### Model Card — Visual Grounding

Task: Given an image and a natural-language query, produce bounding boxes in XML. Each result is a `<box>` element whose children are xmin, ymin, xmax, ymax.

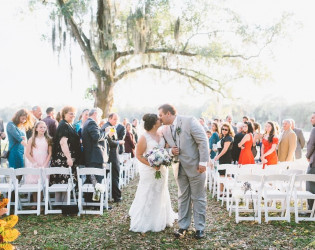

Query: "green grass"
<box><xmin>13</xmin><ymin>169</ymin><xmax>315</xmax><ymax>249</ymax></box>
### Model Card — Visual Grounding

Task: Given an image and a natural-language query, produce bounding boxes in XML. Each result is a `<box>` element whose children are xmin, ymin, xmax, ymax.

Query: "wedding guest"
<box><xmin>232</xmin><ymin>122</ymin><xmax>245</xmax><ymax>164</ymax></box>
<box><xmin>290</xmin><ymin>119</ymin><xmax>306</xmax><ymax>160</ymax></box>
<box><xmin>26</xmin><ymin>106</ymin><xmax>42</xmax><ymax>139</ymax></box>
<box><xmin>243</xmin><ymin>116</ymin><xmax>249</xmax><ymax>123</ymax></box>
<box><xmin>253</xmin><ymin>122</ymin><xmax>263</xmax><ymax>161</ymax></box>
<box><xmin>116</xmin><ymin>122</ymin><xmax>126</xmax><ymax>155</ymax></box>
<box><xmin>124</xmin><ymin>123</ymin><xmax>136</xmax><ymax>158</ymax></box>
<box><xmin>261</xmin><ymin>121</ymin><xmax>278</xmax><ymax>168</ymax></box>
<box><xmin>25</xmin><ymin>121</ymin><xmax>52</xmax><ymax>203</ymax></box>
<box><xmin>7</xmin><ymin>109</ymin><xmax>32</xmax><ymax>169</ymax></box>
<box><xmin>278</xmin><ymin>119</ymin><xmax>297</xmax><ymax>162</ymax></box>
<box><xmin>199</xmin><ymin>118</ymin><xmax>209</xmax><ymax>132</ymax></box>
<box><xmin>42</xmin><ymin>107</ymin><xmax>58</xmax><ymax>138</ymax></box>
<box><xmin>56</xmin><ymin>111</ymin><xmax>61</xmax><ymax>123</ymax></box>
<box><xmin>74</xmin><ymin>109</ymin><xmax>89</xmax><ymax>133</ymax></box>
<box><xmin>214</xmin><ymin>122</ymin><xmax>234</xmax><ymax>191</ymax></box>
<box><xmin>250</xmin><ymin>118</ymin><xmax>256</xmax><ymax>123</ymax></box>
<box><xmin>0</xmin><ymin>119</ymin><xmax>6</xmax><ymax>157</ymax></box>
<box><xmin>132</xmin><ymin>118</ymin><xmax>139</xmax><ymax>143</ymax></box>
<box><xmin>122</xmin><ymin>118</ymin><xmax>129</xmax><ymax>127</ymax></box>
<box><xmin>226</xmin><ymin>115</ymin><xmax>237</xmax><ymax>134</ymax></box>
<box><xmin>306</xmin><ymin>112</ymin><xmax>315</xmax><ymax>209</ymax></box>
<box><xmin>209</xmin><ymin>122</ymin><xmax>220</xmax><ymax>160</ymax></box>
<box><xmin>274</xmin><ymin>121</ymin><xmax>281</xmax><ymax>136</ymax></box>
<box><xmin>50</xmin><ymin>106</ymin><xmax>81</xmax><ymax>201</ymax></box>
<box><xmin>238</xmin><ymin>122</ymin><xmax>255</xmax><ymax>165</ymax></box>
<box><xmin>101</xmin><ymin>113</ymin><xmax>125</xmax><ymax>203</ymax></box>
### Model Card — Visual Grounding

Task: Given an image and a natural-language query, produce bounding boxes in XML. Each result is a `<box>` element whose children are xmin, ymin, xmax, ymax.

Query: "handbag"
<box><xmin>0</xmin><ymin>143</ymin><xmax>9</xmax><ymax>159</ymax></box>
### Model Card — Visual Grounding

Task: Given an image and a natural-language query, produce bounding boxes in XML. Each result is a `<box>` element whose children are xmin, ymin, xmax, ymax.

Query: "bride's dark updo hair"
<box><xmin>143</xmin><ymin>113</ymin><xmax>158</xmax><ymax>131</ymax></box>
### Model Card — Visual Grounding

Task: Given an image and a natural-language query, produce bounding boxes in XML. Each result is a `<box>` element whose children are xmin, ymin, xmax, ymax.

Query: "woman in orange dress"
<box><xmin>261</xmin><ymin>121</ymin><xmax>278</xmax><ymax>168</ymax></box>
<box><xmin>238</xmin><ymin>122</ymin><xmax>255</xmax><ymax>165</ymax></box>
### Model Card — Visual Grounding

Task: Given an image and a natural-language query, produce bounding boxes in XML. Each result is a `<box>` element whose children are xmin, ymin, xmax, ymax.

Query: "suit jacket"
<box><xmin>232</xmin><ymin>132</ymin><xmax>245</xmax><ymax>162</ymax></box>
<box><xmin>161</xmin><ymin>115</ymin><xmax>209</xmax><ymax>178</ymax></box>
<box><xmin>306</xmin><ymin>127</ymin><xmax>315</xmax><ymax>168</ymax></box>
<box><xmin>82</xmin><ymin>118</ymin><xmax>108</xmax><ymax>166</ymax></box>
<box><xmin>278</xmin><ymin>129</ymin><xmax>297</xmax><ymax>162</ymax></box>
<box><xmin>101</xmin><ymin>122</ymin><xmax>120</xmax><ymax>164</ymax></box>
<box><xmin>116</xmin><ymin>123</ymin><xmax>126</xmax><ymax>154</ymax></box>
<box><xmin>42</xmin><ymin>116</ymin><xmax>58</xmax><ymax>138</ymax></box>
<box><xmin>124</xmin><ymin>131</ymin><xmax>135</xmax><ymax>158</ymax></box>
<box><xmin>293</xmin><ymin>128</ymin><xmax>306</xmax><ymax>159</ymax></box>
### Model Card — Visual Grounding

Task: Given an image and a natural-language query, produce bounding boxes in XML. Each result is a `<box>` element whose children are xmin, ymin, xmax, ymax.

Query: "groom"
<box><xmin>158</xmin><ymin>104</ymin><xmax>209</xmax><ymax>239</ymax></box>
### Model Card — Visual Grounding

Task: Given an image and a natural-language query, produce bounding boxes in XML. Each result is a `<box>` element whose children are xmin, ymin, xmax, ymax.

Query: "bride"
<box><xmin>129</xmin><ymin>113</ymin><xmax>177</xmax><ymax>233</ymax></box>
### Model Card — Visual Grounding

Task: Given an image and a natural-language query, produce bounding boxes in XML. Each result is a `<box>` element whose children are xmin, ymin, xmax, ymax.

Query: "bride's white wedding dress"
<box><xmin>129</xmin><ymin>132</ymin><xmax>178</xmax><ymax>233</ymax></box>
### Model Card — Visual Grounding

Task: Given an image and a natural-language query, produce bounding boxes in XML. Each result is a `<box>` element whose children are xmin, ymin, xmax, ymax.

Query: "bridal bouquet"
<box><xmin>145</xmin><ymin>146</ymin><xmax>172</xmax><ymax>179</ymax></box>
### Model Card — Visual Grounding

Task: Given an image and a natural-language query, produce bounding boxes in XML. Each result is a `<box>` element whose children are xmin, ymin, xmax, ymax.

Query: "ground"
<box><xmin>14</xmin><ymin>169</ymin><xmax>315</xmax><ymax>249</ymax></box>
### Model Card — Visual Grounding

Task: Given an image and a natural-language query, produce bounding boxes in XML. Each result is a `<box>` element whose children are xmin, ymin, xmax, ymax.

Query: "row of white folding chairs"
<box><xmin>118</xmin><ymin>153</ymin><xmax>138</xmax><ymax>188</ymax></box>
<box><xmin>0</xmin><ymin>164</ymin><xmax>112</xmax><ymax>216</ymax></box>
<box><xmin>227</xmin><ymin>174</ymin><xmax>315</xmax><ymax>224</ymax></box>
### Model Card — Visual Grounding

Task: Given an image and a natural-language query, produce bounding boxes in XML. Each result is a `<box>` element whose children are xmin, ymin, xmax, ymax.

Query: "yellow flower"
<box><xmin>0</xmin><ymin>242</ymin><xmax>14</xmax><ymax>250</ymax></box>
<box><xmin>3</xmin><ymin>228</ymin><xmax>20</xmax><ymax>242</ymax></box>
<box><xmin>3</xmin><ymin>216</ymin><xmax>18</xmax><ymax>229</ymax></box>
<box><xmin>0</xmin><ymin>199</ymin><xmax>9</xmax><ymax>209</ymax></box>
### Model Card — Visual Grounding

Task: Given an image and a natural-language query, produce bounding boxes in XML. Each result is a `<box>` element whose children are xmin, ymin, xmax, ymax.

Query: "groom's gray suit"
<box><xmin>161</xmin><ymin>115</ymin><xmax>209</xmax><ymax>230</ymax></box>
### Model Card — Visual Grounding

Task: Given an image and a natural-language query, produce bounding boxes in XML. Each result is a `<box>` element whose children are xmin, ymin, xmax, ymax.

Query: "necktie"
<box><xmin>170</xmin><ymin>125</ymin><xmax>175</xmax><ymax>137</ymax></box>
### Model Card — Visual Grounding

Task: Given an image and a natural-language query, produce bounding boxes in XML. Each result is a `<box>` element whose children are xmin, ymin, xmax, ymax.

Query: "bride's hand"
<box><xmin>154</xmin><ymin>166</ymin><xmax>160</xmax><ymax>171</ymax></box>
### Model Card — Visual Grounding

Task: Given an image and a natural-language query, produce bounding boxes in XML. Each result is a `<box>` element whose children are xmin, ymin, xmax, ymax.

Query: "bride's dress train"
<box><xmin>129</xmin><ymin>132</ymin><xmax>177</xmax><ymax>233</ymax></box>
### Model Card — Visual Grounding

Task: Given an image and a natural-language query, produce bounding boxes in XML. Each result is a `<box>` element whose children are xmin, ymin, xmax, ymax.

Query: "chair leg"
<box><xmin>264</xmin><ymin>198</ymin><xmax>268</xmax><ymax>223</ymax></box>
<box><xmin>294</xmin><ymin>196</ymin><xmax>299</xmax><ymax>223</ymax></box>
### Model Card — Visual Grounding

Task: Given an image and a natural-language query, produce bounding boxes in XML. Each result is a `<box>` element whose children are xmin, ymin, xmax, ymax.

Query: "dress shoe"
<box><xmin>107</xmin><ymin>205</ymin><xmax>113</xmax><ymax>210</ymax></box>
<box><xmin>194</xmin><ymin>230</ymin><xmax>205</xmax><ymax>239</ymax></box>
<box><xmin>113</xmin><ymin>198</ymin><xmax>123</xmax><ymax>203</ymax></box>
<box><xmin>174</xmin><ymin>228</ymin><xmax>188</xmax><ymax>238</ymax></box>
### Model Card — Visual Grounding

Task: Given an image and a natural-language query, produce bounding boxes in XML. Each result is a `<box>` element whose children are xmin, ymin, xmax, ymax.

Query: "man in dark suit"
<box><xmin>42</xmin><ymin>107</ymin><xmax>58</xmax><ymax>138</ymax></box>
<box><xmin>232</xmin><ymin>122</ymin><xmax>245</xmax><ymax>163</ymax></box>
<box><xmin>116</xmin><ymin>123</ymin><xmax>126</xmax><ymax>155</ymax></box>
<box><xmin>0</xmin><ymin>119</ymin><xmax>6</xmax><ymax>158</ymax></box>
<box><xmin>290</xmin><ymin>119</ymin><xmax>306</xmax><ymax>160</ymax></box>
<box><xmin>306</xmin><ymin>112</ymin><xmax>315</xmax><ymax>209</ymax></box>
<box><xmin>101</xmin><ymin>113</ymin><xmax>125</xmax><ymax>202</ymax></box>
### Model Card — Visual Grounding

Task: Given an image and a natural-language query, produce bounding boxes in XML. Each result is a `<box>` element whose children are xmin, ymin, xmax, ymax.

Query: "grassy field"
<box><xmin>11</xmin><ymin>169</ymin><xmax>315</xmax><ymax>249</ymax></box>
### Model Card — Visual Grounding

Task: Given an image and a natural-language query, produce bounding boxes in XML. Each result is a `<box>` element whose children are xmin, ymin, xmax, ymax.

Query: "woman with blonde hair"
<box><xmin>7</xmin><ymin>109</ymin><xmax>33</xmax><ymax>169</ymax></box>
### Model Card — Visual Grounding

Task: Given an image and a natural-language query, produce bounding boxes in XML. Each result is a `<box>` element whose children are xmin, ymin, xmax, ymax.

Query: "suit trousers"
<box><xmin>176</xmin><ymin>164</ymin><xmax>207</xmax><ymax>230</ymax></box>
<box><xmin>306</xmin><ymin>165</ymin><xmax>315</xmax><ymax>209</ymax></box>
<box><xmin>109</xmin><ymin>159</ymin><xmax>121</xmax><ymax>201</ymax></box>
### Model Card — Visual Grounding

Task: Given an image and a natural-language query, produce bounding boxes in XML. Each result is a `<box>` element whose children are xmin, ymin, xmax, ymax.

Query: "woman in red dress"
<box><xmin>238</xmin><ymin>122</ymin><xmax>255</xmax><ymax>165</ymax></box>
<box><xmin>261</xmin><ymin>121</ymin><xmax>278</xmax><ymax>168</ymax></box>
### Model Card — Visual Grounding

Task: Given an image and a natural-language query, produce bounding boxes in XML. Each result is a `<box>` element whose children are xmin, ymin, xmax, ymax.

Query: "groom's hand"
<box><xmin>197</xmin><ymin>165</ymin><xmax>206</xmax><ymax>173</ymax></box>
<box><xmin>171</xmin><ymin>146</ymin><xmax>179</xmax><ymax>156</ymax></box>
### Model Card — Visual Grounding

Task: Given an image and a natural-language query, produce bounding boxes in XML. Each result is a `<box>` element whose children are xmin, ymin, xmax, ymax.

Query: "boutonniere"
<box><xmin>176</xmin><ymin>127</ymin><xmax>182</xmax><ymax>135</ymax></box>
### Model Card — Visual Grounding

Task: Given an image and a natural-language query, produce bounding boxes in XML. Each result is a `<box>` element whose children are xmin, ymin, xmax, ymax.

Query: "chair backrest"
<box><xmin>0</xmin><ymin>168</ymin><xmax>14</xmax><ymax>177</ymax></box>
<box><xmin>294</xmin><ymin>174</ymin><xmax>315</xmax><ymax>183</ymax></box>
<box><xmin>217</xmin><ymin>164</ymin><xmax>234</xmax><ymax>171</ymax></box>
<box><xmin>77</xmin><ymin>167</ymin><xmax>106</xmax><ymax>176</ymax></box>
<box><xmin>234</xmin><ymin>167</ymin><xmax>253</xmax><ymax>176</ymax></box>
<box><xmin>264</xmin><ymin>174</ymin><xmax>291</xmax><ymax>182</ymax></box>
<box><xmin>281</xmin><ymin>169</ymin><xmax>304</xmax><ymax>176</ymax></box>
<box><xmin>45</xmin><ymin>167</ymin><xmax>72</xmax><ymax>176</ymax></box>
<box><xmin>15</xmin><ymin>168</ymin><xmax>42</xmax><ymax>176</ymax></box>
<box><xmin>278</xmin><ymin>161</ymin><xmax>292</xmax><ymax>169</ymax></box>
<box><xmin>236</xmin><ymin>174</ymin><xmax>263</xmax><ymax>183</ymax></box>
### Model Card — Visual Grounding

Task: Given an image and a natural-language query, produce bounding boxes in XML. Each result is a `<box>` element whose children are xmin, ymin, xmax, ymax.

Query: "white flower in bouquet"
<box><xmin>145</xmin><ymin>146</ymin><xmax>172</xmax><ymax>179</ymax></box>
<box><xmin>92</xmin><ymin>183</ymin><xmax>106</xmax><ymax>201</ymax></box>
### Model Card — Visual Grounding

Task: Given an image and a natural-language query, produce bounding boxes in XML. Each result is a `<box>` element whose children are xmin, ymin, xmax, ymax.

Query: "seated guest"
<box><xmin>261</xmin><ymin>121</ymin><xmax>278</xmax><ymax>168</ymax></box>
<box><xmin>7</xmin><ymin>109</ymin><xmax>32</xmax><ymax>169</ymax></box>
<box><xmin>209</xmin><ymin>122</ymin><xmax>220</xmax><ymax>160</ymax></box>
<box><xmin>124</xmin><ymin>123</ymin><xmax>136</xmax><ymax>158</ymax></box>
<box><xmin>50</xmin><ymin>106</ymin><xmax>81</xmax><ymax>201</ymax></box>
<box><xmin>42</xmin><ymin>107</ymin><xmax>58</xmax><ymax>138</ymax></box>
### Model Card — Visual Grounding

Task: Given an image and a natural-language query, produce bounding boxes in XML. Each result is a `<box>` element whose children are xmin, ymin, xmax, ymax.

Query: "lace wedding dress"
<box><xmin>129</xmin><ymin>132</ymin><xmax>177</xmax><ymax>233</ymax></box>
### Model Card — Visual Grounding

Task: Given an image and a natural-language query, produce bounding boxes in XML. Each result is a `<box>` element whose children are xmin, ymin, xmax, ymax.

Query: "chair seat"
<box><xmin>18</xmin><ymin>184</ymin><xmax>43</xmax><ymax>192</ymax></box>
<box><xmin>0</xmin><ymin>183</ymin><xmax>14</xmax><ymax>190</ymax></box>
<box><xmin>296</xmin><ymin>191</ymin><xmax>315</xmax><ymax>198</ymax></box>
<box><xmin>48</xmin><ymin>184</ymin><xmax>75</xmax><ymax>192</ymax></box>
<box><xmin>81</xmin><ymin>184</ymin><xmax>97</xmax><ymax>192</ymax></box>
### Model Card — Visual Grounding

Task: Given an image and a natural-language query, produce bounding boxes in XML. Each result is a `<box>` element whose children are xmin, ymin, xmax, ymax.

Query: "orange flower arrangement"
<box><xmin>0</xmin><ymin>193</ymin><xmax>20</xmax><ymax>250</ymax></box>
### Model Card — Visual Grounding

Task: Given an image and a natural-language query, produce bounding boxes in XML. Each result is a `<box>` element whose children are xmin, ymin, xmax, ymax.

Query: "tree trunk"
<box><xmin>94</xmin><ymin>74</ymin><xmax>114</xmax><ymax>117</ymax></box>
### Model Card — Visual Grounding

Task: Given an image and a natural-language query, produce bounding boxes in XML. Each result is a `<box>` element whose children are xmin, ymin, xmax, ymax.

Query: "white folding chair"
<box><xmin>293</xmin><ymin>174</ymin><xmax>315</xmax><ymax>222</ymax></box>
<box><xmin>289</xmin><ymin>160</ymin><xmax>308</xmax><ymax>173</ymax></box>
<box><xmin>104</xmin><ymin>163</ymin><xmax>112</xmax><ymax>201</ymax></box>
<box><xmin>14</xmin><ymin>168</ymin><xmax>44</xmax><ymax>215</ymax></box>
<box><xmin>77</xmin><ymin>167</ymin><xmax>109</xmax><ymax>215</ymax></box>
<box><xmin>44</xmin><ymin>167</ymin><xmax>77</xmax><ymax>215</ymax></box>
<box><xmin>212</xmin><ymin>164</ymin><xmax>235</xmax><ymax>200</ymax></box>
<box><xmin>263</xmin><ymin>174</ymin><xmax>292</xmax><ymax>222</ymax></box>
<box><xmin>0</xmin><ymin>168</ymin><xmax>15</xmax><ymax>215</ymax></box>
<box><xmin>229</xmin><ymin>174</ymin><xmax>264</xmax><ymax>224</ymax></box>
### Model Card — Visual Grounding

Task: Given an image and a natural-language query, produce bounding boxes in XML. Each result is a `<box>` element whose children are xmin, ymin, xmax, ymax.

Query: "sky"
<box><xmin>0</xmin><ymin>0</ymin><xmax>314</xmax><ymax>111</ymax></box>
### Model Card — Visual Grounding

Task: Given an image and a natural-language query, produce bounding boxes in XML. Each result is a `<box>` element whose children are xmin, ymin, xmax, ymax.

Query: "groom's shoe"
<box><xmin>194</xmin><ymin>230</ymin><xmax>205</xmax><ymax>239</ymax></box>
<box><xmin>174</xmin><ymin>228</ymin><xmax>188</xmax><ymax>239</ymax></box>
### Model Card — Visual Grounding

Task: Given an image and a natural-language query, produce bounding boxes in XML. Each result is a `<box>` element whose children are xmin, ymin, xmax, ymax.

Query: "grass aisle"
<box><xmin>15</xmin><ymin>168</ymin><xmax>315</xmax><ymax>249</ymax></box>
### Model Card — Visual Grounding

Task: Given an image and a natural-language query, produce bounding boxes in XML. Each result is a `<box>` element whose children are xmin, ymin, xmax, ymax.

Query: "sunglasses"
<box><xmin>221</xmin><ymin>128</ymin><xmax>229</xmax><ymax>131</ymax></box>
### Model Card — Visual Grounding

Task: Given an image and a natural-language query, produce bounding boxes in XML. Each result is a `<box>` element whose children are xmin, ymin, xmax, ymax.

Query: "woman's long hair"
<box><xmin>265</xmin><ymin>121</ymin><xmax>276</xmax><ymax>143</ymax></box>
<box><xmin>30</xmin><ymin>121</ymin><xmax>52</xmax><ymax>156</ymax></box>
<box><xmin>12</xmin><ymin>109</ymin><xmax>33</xmax><ymax>130</ymax></box>
<box><xmin>219</xmin><ymin>122</ymin><xmax>235</xmax><ymax>138</ymax></box>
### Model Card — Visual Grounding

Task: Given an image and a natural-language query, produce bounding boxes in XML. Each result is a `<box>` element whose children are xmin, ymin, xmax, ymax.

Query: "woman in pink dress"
<box><xmin>25</xmin><ymin>121</ymin><xmax>52</xmax><ymax>202</ymax></box>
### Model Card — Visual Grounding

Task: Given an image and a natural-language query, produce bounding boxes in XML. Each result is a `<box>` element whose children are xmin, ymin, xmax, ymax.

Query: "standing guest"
<box><xmin>306</xmin><ymin>112</ymin><xmax>315</xmax><ymax>210</ymax></box>
<box><xmin>50</xmin><ymin>106</ymin><xmax>81</xmax><ymax>201</ymax></box>
<box><xmin>132</xmin><ymin>119</ymin><xmax>139</xmax><ymax>143</ymax></box>
<box><xmin>7</xmin><ymin>109</ymin><xmax>32</xmax><ymax>169</ymax></box>
<box><xmin>26</xmin><ymin>106</ymin><xmax>43</xmax><ymax>139</ymax></box>
<box><xmin>261</xmin><ymin>121</ymin><xmax>278</xmax><ymax>168</ymax></box>
<box><xmin>209</xmin><ymin>122</ymin><xmax>220</xmax><ymax>160</ymax></box>
<box><xmin>226</xmin><ymin>115</ymin><xmax>237</xmax><ymax>134</ymax></box>
<box><xmin>116</xmin><ymin>122</ymin><xmax>126</xmax><ymax>155</ymax></box>
<box><xmin>238</xmin><ymin>122</ymin><xmax>255</xmax><ymax>165</ymax></box>
<box><xmin>250</xmin><ymin>118</ymin><xmax>256</xmax><ymax>123</ymax></box>
<box><xmin>124</xmin><ymin>123</ymin><xmax>136</xmax><ymax>158</ymax></box>
<box><xmin>274</xmin><ymin>122</ymin><xmax>281</xmax><ymax>136</ymax></box>
<box><xmin>253</xmin><ymin>122</ymin><xmax>262</xmax><ymax>161</ymax></box>
<box><xmin>232</xmin><ymin>122</ymin><xmax>245</xmax><ymax>164</ymax></box>
<box><xmin>214</xmin><ymin>123</ymin><xmax>234</xmax><ymax>192</ymax></box>
<box><xmin>82</xmin><ymin>108</ymin><xmax>108</xmax><ymax>185</ymax></box>
<box><xmin>243</xmin><ymin>116</ymin><xmax>249</xmax><ymax>123</ymax></box>
<box><xmin>122</xmin><ymin>118</ymin><xmax>129</xmax><ymax>127</ymax></box>
<box><xmin>74</xmin><ymin>109</ymin><xmax>89</xmax><ymax>133</ymax></box>
<box><xmin>0</xmin><ymin>119</ymin><xmax>6</xmax><ymax>157</ymax></box>
<box><xmin>25</xmin><ymin>121</ymin><xmax>52</xmax><ymax>203</ymax></box>
<box><xmin>101</xmin><ymin>113</ymin><xmax>125</xmax><ymax>203</ymax></box>
<box><xmin>56</xmin><ymin>111</ymin><xmax>62</xmax><ymax>123</ymax></box>
<box><xmin>278</xmin><ymin>119</ymin><xmax>297</xmax><ymax>162</ymax></box>
<box><xmin>199</xmin><ymin>118</ymin><xmax>209</xmax><ymax>132</ymax></box>
<box><xmin>291</xmin><ymin>119</ymin><xmax>306</xmax><ymax>160</ymax></box>
<box><xmin>99</xmin><ymin>118</ymin><xmax>107</xmax><ymax>128</ymax></box>
<box><xmin>42</xmin><ymin>107</ymin><xmax>58</xmax><ymax>138</ymax></box>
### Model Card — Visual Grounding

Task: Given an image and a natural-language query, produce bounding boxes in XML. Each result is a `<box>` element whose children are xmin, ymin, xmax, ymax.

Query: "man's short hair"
<box><xmin>32</xmin><ymin>106</ymin><xmax>40</xmax><ymax>111</ymax></box>
<box><xmin>158</xmin><ymin>104</ymin><xmax>176</xmax><ymax>115</ymax></box>
<box><xmin>243</xmin><ymin>115</ymin><xmax>249</xmax><ymax>120</ymax></box>
<box><xmin>108</xmin><ymin>113</ymin><xmax>117</xmax><ymax>119</ymax></box>
<box><xmin>46</xmin><ymin>107</ymin><xmax>54</xmax><ymax>115</ymax></box>
<box><xmin>89</xmin><ymin>108</ymin><xmax>103</xmax><ymax>117</ymax></box>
